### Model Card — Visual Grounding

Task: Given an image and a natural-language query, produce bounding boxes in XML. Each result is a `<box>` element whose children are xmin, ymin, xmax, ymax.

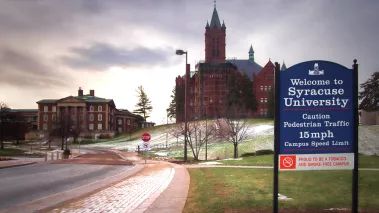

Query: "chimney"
<box><xmin>90</xmin><ymin>89</ymin><xmax>95</xmax><ymax>96</ymax></box>
<box><xmin>78</xmin><ymin>87</ymin><xmax>83</xmax><ymax>96</ymax></box>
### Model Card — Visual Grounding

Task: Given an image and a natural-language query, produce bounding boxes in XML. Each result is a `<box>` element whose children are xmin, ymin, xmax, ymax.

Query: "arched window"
<box><xmin>52</xmin><ymin>114</ymin><xmax>56</xmax><ymax>121</ymax></box>
<box><xmin>89</xmin><ymin>114</ymin><xmax>94</xmax><ymax>121</ymax></box>
<box><xmin>98</xmin><ymin>114</ymin><xmax>102</xmax><ymax>121</ymax></box>
<box><xmin>43</xmin><ymin>114</ymin><xmax>48</xmax><ymax>121</ymax></box>
<box><xmin>98</xmin><ymin>106</ymin><xmax>102</xmax><ymax>111</ymax></box>
<box><xmin>90</xmin><ymin>106</ymin><xmax>94</xmax><ymax>111</ymax></box>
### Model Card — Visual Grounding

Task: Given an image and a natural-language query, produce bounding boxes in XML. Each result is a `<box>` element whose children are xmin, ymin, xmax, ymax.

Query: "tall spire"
<box><xmin>249</xmin><ymin>44</ymin><xmax>254</xmax><ymax>62</ymax></box>
<box><xmin>281</xmin><ymin>61</ymin><xmax>287</xmax><ymax>71</ymax></box>
<box><xmin>209</xmin><ymin>0</ymin><xmax>222</xmax><ymax>30</ymax></box>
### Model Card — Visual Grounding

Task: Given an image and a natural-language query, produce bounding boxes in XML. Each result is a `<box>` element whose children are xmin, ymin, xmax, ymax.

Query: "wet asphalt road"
<box><xmin>0</xmin><ymin>163</ymin><xmax>131</xmax><ymax>210</ymax></box>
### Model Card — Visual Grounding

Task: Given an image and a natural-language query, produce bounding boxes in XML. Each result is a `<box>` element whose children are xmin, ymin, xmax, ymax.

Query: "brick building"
<box><xmin>175</xmin><ymin>4</ymin><xmax>285</xmax><ymax>121</ymax></box>
<box><xmin>36</xmin><ymin>88</ymin><xmax>146</xmax><ymax>137</ymax></box>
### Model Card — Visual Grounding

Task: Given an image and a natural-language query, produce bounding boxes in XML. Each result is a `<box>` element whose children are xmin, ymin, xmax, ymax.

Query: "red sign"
<box><xmin>280</xmin><ymin>155</ymin><xmax>296</xmax><ymax>170</ymax></box>
<box><xmin>141</xmin><ymin>133</ymin><xmax>151</xmax><ymax>142</ymax></box>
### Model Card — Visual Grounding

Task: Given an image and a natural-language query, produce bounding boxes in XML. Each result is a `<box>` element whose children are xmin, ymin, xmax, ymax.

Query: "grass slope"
<box><xmin>184</xmin><ymin>168</ymin><xmax>379</xmax><ymax>213</ymax></box>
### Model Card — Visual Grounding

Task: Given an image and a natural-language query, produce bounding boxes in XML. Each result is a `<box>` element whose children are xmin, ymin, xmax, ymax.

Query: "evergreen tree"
<box><xmin>241</xmin><ymin>73</ymin><xmax>258</xmax><ymax>114</ymax></box>
<box><xmin>167</xmin><ymin>86</ymin><xmax>182</xmax><ymax>120</ymax></box>
<box><xmin>133</xmin><ymin>85</ymin><xmax>153</xmax><ymax>122</ymax></box>
<box><xmin>227</xmin><ymin>72</ymin><xmax>243</xmax><ymax>112</ymax></box>
<box><xmin>267</xmin><ymin>86</ymin><xmax>275</xmax><ymax>118</ymax></box>
<box><xmin>359</xmin><ymin>71</ymin><xmax>379</xmax><ymax>111</ymax></box>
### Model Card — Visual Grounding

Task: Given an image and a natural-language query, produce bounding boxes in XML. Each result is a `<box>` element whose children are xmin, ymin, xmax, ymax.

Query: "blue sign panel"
<box><xmin>279</xmin><ymin>61</ymin><xmax>354</xmax><ymax>155</ymax></box>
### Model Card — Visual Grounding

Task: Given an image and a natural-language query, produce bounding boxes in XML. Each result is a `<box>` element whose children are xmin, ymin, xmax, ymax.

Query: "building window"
<box><xmin>264</xmin><ymin>86</ymin><xmax>267</xmax><ymax>91</ymax></box>
<box><xmin>44</xmin><ymin>106</ymin><xmax>48</xmax><ymax>112</ymax></box>
<box><xmin>43</xmin><ymin>114</ymin><xmax>48</xmax><ymax>121</ymax></box>
<box><xmin>260</xmin><ymin>86</ymin><xmax>263</xmax><ymax>92</ymax></box>
<box><xmin>98</xmin><ymin>124</ymin><xmax>102</xmax><ymax>130</ymax></box>
<box><xmin>43</xmin><ymin>123</ymin><xmax>48</xmax><ymax>130</ymax></box>
<box><xmin>260</xmin><ymin>98</ymin><xmax>263</xmax><ymax>103</ymax></box>
<box><xmin>265</xmin><ymin>98</ymin><xmax>267</xmax><ymax>103</ymax></box>
<box><xmin>98</xmin><ymin>106</ymin><xmax>102</xmax><ymax>111</ymax></box>
<box><xmin>127</xmin><ymin>119</ymin><xmax>131</xmax><ymax>125</ymax></box>
<box><xmin>118</xmin><ymin>119</ymin><xmax>122</xmax><ymax>125</ymax></box>
<box><xmin>52</xmin><ymin>114</ymin><xmax>56</xmax><ymax>121</ymax></box>
<box><xmin>118</xmin><ymin>127</ymin><xmax>122</xmax><ymax>132</ymax></box>
<box><xmin>89</xmin><ymin>114</ymin><xmax>94</xmax><ymax>121</ymax></box>
<box><xmin>52</xmin><ymin>106</ymin><xmax>56</xmax><ymax>112</ymax></box>
<box><xmin>90</xmin><ymin>105</ymin><xmax>94</xmax><ymax>111</ymax></box>
<box><xmin>89</xmin><ymin>124</ymin><xmax>94</xmax><ymax>130</ymax></box>
<box><xmin>268</xmin><ymin>86</ymin><xmax>272</xmax><ymax>91</ymax></box>
<box><xmin>210</xmin><ymin>97</ymin><xmax>213</xmax><ymax>103</ymax></box>
<box><xmin>98</xmin><ymin>114</ymin><xmax>102</xmax><ymax>121</ymax></box>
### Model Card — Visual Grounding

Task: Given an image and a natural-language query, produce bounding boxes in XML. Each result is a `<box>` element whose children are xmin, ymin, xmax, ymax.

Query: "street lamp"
<box><xmin>205</xmin><ymin>103</ymin><xmax>208</xmax><ymax>161</ymax></box>
<box><xmin>176</xmin><ymin>49</ymin><xmax>188</xmax><ymax>161</ymax></box>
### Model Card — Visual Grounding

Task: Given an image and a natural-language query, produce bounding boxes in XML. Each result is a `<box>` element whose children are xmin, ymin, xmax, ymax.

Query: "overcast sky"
<box><xmin>0</xmin><ymin>0</ymin><xmax>378</xmax><ymax>124</ymax></box>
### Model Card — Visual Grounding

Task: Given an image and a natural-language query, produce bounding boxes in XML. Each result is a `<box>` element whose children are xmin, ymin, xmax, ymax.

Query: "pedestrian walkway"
<box><xmin>45</xmin><ymin>163</ymin><xmax>177</xmax><ymax>213</ymax></box>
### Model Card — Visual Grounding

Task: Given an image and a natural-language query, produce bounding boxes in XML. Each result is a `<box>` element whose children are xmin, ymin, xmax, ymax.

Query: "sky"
<box><xmin>0</xmin><ymin>0</ymin><xmax>378</xmax><ymax>125</ymax></box>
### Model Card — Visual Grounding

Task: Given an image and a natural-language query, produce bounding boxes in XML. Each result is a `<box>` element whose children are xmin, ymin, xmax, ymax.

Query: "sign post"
<box><xmin>141</xmin><ymin>133</ymin><xmax>151</xmax><ymax>164</ymax></box>
<box><xmin>273</xmin><ymin>60</ymin><xmax>359</xmax><ymax>213</ymax></box>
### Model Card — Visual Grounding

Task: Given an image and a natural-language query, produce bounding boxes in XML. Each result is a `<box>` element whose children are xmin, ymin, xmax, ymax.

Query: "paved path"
<box><xmin>41</xmin><ymin>161</ymin><xmax>188</xmax><ymax>213</ymax></box>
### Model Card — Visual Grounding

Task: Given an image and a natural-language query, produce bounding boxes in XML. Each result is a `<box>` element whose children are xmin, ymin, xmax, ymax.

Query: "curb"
<box><xmin>0</xmin><ymin>161</ymin><xmax>37</xmax><ymax>170</ymax></box>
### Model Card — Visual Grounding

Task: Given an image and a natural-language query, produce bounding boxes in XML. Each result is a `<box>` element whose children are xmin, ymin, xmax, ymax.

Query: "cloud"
<box><xmin>60</xmin><ymin>42</ymin><xmax>180</xmax><ymax>71</ymax></box>
<box><xmin>0</xmin><ymin>47</ymin><xmax>70</xmax><ymax>88</ymax></box>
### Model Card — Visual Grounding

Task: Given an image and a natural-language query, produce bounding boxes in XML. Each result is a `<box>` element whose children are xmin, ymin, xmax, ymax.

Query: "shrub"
<box><xmin>240</xmin><ymin>152</ymin><xmax>256</xmax><ymax>157</ymax></box>
<box><xmin>99</xmin><ymin>134</ymin><xmax>112</xmax><ymax>139</ymax></box>
<box><xmin>255</xmin><ymin>149</ymin><xmax>274</xmax><ymax>155</ymax></box>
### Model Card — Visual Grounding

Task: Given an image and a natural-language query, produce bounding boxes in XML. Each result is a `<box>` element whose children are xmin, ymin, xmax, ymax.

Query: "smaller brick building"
<box><xmin>36</xmin><ymin>88</ymin><xmax>145</xmax><ymax>137</ymax></box>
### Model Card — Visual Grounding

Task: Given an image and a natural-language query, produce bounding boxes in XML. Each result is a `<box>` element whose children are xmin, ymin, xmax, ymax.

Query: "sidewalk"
<box><xmin>40</xmin><ymin>160</ymin><xmax>189</xmax><ymax>213</ymax></box>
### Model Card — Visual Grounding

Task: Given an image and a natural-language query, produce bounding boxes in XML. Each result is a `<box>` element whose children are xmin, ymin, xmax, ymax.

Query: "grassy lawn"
<box><xmin>184</xmin><ymin>168</ymin><xmax>379</xmax><ymax>213</ymax></box>
<box><xmin>0</xmin><ymin>148</ymin><xmax>44</xmax><ymax>158</ymax></box>
<box><xmin>0</xmin><ymin>148</ymin><xmax>25</xmax><ymax>156</ymax></box>
<box><xmin>218</xmin><ymin>154</ymin><xmax>379</xmax><ymax>168</ymax></box>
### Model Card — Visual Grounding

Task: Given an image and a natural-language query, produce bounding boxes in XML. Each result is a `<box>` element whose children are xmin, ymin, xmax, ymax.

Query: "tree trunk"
<box><xmin>233</xmin><ymin>143</ymin><xmax>238</xmax><ymax>158</ymax></box>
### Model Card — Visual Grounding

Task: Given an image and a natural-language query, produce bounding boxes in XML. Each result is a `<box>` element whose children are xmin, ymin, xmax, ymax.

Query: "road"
<box><xmin>0</xmin><ymin>163</ymin><xmax>131</xmax><ymax>210</ymax></box>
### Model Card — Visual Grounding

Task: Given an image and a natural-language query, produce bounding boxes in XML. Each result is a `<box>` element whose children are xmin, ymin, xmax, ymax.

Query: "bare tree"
<box><xmin>0</xmin><ymin>102</ymin><xmax>11</xmax><ymax>150</ymax></box>
<box><xmin>215</xmin><ymin>117</ymin><xmax>252</xmax><ymax>158</ymax></box>
<box><xmin>50</xmin><ymin>109</ymin><xmax>80</xmax><ymax>150</ymax></box>
<box><xmin>171</xmin><ymin>120</ymin><xmax>215</xmax><ymax>160</ymax></box>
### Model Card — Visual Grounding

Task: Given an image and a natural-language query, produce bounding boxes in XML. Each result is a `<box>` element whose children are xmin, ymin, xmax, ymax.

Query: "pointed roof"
<box><xmin>210</xmin><ymin>8</ymin><xmax>222</xmax><ymax>30</ymax></box>
<box><xmin>205</xmin><ymin>21</ymin><xmax>210</xmax><ymax>28</ymax></box>
<box><xmin>249</xmin><ymin>44</ymin><xmax>254</xmax><ymax>53</ymax></box>
<box><xmin>281</xmin><ymin>61</ymin><xmax>287</xmax><ymax>71</ymax></box>
<box><xmin>222</xmin><ymin>20</ymin><xmax>226</xmax><ymax>28</ymax></box>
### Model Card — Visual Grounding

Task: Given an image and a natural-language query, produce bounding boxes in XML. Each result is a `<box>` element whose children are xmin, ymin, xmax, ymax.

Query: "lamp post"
<box><xmin>176</xmin><ymin>49</ymin><xmax>188</xmax><ymax>161</ymax></box>
<box><xmin>205</xmin><ymin>103</ymin><xmax>208</xmax><ymax>161</ymax></box>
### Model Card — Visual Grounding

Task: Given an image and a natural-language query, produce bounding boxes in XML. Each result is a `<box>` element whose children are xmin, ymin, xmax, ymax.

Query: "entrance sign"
<box><xmin>273</xmin><ymin>60</ymin><xmax>359</xmax><ymax>213</ymax></box>
<box><xmin>141</xmin><ymin>133</ymin><xmax>151</xmax><ymax>142</ymax></box>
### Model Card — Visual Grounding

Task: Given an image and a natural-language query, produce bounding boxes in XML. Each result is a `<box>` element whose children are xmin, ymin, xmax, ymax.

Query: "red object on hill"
<box><xmin>141</xmin><ymin>133</ymin><xmax>151</xmax><ymax>142</ymax></box>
